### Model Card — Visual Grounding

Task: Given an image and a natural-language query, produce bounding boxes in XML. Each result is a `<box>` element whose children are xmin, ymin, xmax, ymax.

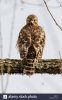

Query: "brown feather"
<box><xmin>17</xmin><ymin>14</ymin><xmax>46</xmax><ymax>75</ymax></box>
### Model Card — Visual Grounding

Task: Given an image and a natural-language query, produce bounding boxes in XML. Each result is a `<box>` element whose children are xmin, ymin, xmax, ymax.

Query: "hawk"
<box><xmin>17</xmin><ymin>14</ymin><xmax>45</xmax><ymax>75</ymax></box>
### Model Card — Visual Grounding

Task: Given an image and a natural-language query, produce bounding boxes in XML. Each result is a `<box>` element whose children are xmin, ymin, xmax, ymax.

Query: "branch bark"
<box><xmin>0</xmin><ymin>59</ymin><xmax>62</xmax><ymax>75</ymax></box>
<box><xmin>43</xmin><ymin>0</ymin><xmax>62</xmax><ymax>31</ymax></box>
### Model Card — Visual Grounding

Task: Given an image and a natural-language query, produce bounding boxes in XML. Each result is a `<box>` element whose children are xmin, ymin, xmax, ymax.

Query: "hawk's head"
<box><xmin>26</xmin><ymin>14</ymin><xmax>38</xmax><ymax>26</ymax></box>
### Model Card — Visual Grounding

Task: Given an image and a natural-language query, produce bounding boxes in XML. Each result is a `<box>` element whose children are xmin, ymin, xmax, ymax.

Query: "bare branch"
<box><xmin>0</xmin><ymin>59</ymin><xmax>62</xmax><ymax>75</ymax></box>
<box><xmin>43</xmin><ymin>0</ymin><xmax>62</xmax><ymax>31</ymax></box>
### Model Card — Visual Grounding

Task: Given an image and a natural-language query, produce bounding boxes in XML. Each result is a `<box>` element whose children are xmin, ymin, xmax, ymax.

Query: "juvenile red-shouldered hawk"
<box><xmin>17</xmin><ymin>14</ymin><xmax>45</xmax><ymax>75</ymax></box>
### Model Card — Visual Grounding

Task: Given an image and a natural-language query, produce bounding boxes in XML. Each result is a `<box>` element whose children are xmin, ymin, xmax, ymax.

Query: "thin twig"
<box><xmin>59</xmin><ymin>51</ymin><xmax>61</xmax><ymax>59</ymax></box>
<box><xmin>20</xmin><ymin>0</ymin><xmax>61</xmax><ymax>8</ymax></box>
<box><xmin>43</xmin><ymin>0</ymin><xmax>62</xmax><ymax>31</ymax></box>
<box><xmin>8</xmin><ymin>0</ymin><xmax>16</xmax><ymax>58</ymax></box>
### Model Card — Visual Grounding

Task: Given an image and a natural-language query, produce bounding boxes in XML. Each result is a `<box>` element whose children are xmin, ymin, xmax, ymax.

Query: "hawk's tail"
<box><xmin>23</xmin><ymin>59</ymin><xmax>35</xmax><ymax>75</ymax></box>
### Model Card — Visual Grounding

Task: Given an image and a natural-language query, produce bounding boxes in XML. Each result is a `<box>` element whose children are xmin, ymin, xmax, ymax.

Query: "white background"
<box><xmin>0</xmin><ymin>0</ymin><xmax>62</xmax><ymax>93</ymax></box>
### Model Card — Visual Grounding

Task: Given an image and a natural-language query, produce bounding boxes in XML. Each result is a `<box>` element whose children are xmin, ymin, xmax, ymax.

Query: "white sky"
<box><xmin>0</xmin><ymin>0</ymin><xmax>62</xmax><ymax>93</ymax></box>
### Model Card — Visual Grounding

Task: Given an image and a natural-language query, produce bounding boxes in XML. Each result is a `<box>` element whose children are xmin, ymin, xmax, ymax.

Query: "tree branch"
<box><xmin>43</xmin><ymin>0</ymin><xmax>62</xmax><ymax>31</ymax></box>
<box><xmin>0</xmin><ymin>59</ymin><xmax>62</xmax><ymax>75</ymax></box>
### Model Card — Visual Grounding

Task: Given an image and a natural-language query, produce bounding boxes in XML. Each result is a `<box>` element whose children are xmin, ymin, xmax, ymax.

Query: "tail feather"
<box><xmin>23</xmin><ymin>59</ymin><xmax>35</xmax><ymax>75</ymax></box>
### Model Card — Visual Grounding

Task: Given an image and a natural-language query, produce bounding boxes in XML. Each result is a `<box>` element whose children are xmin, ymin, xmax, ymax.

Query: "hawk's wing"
<box><xmin>39</xmin><ymin>26</ymin><xmax>46</xmax><ymax>54</ymax></box>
